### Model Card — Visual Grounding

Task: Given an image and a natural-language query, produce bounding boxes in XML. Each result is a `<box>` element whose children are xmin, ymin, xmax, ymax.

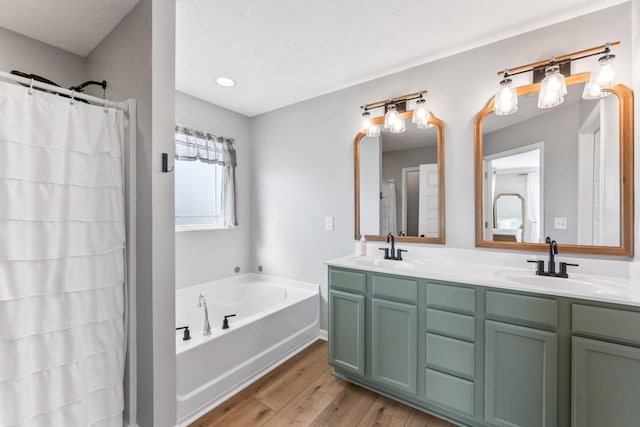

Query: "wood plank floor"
<box><xmin>190</xmin><ymin>340</ymin><xmax>455</xmax><ymax>427</ymax></box>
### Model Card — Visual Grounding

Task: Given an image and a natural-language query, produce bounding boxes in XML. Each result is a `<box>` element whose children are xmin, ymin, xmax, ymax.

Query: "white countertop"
<box><xmin>326</xmin><ymin>254</ymin><xmax>640</xmax><ymax>307</ymax></box>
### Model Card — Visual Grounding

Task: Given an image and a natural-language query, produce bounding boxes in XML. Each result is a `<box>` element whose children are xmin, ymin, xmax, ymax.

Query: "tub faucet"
<box><xmin>198</xmin><ymin>293</ymin><xmax>212</xmax><ymax>336</ymax></box>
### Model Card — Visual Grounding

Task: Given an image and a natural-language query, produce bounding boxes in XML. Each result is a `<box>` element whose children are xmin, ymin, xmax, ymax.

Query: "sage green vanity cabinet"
<box><xmin>485</xmin><ymin>320</ymin><xmax>557</xmax><ymax>427</ymax></box>
<box><xmin>572</xmin><ymin>337</ymin><xmax>640</xmax><ymax>426</ymax></box>
<box><xmin>571</xmin><ymin>304</ymin><xmax>640</xmax><ymax>427</ymax></box>
<box><xmin>327</xmin><ymin>265</ymin><xmax>640</xmax><ymax>427</ymax></box>
<box><xmin>328</xmin><ymin>289</ymin><xmax>365</xmax><ymax>376</ymax></box>
<box><xmin>371</xmin><ymin>298</ymin><xmax>417</xmax><ymax>394</ymax></box>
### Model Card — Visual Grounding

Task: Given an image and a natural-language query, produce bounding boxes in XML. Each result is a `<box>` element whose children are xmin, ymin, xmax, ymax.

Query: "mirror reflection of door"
<box><xmin>483</xmin><ymin>144</ymin><xmax>543</xmax><ymax>243</ymax></box>
<box><xmin>400</xmin><ymin>164</ymin><xmax>438</xmax><ymax>237</ymax></box>
<box><xmin>577</xmin><ymin>95</ymin><xmax>620</xmax><ymax>246</ymax></box>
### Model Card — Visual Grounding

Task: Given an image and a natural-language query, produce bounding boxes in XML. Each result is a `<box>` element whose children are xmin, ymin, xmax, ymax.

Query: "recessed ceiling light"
<box><xmin>216</xmin><ymin>77</ymin><xmax>235</xmax><ymax>87</ymax></box>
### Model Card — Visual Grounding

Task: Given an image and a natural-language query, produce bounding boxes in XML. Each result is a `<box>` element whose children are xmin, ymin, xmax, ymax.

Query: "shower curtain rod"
<box><xmin>0</xmin><ymin>70</ymin><xmax>128</xmax><ymax>112</ymax></box>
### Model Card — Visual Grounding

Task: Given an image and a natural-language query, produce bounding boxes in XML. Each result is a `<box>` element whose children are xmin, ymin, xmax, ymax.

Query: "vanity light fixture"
<box><xmin>494</xmin><ymin>72</ymin><xmax>518</xmax><ymax>115</ymax></box>
<box><xmin>359</xmin><ymin>90</ymin><xmax>430</xmax><ymax>135</ymax></box>
<box><xmin>412</xmin><ymin>96</ymin><xmax>434</xmax><ymax>129</ymax></box>
<box><xmin>361</xmin><ymin>110</ymin><xmax>372</xmax><ymax>132</ymax></box>
<box><xmin>384</xmin><ymin>104</ymin><xmax>400</xmax><ymax>129</ymax></box>
<box><xmin>583</xmin><ymin>44</ymin><xmax>616</xmax><ymax>99</ymax></box>
<box><xmin>538</xmin><ymin>62</ymin><xmax>566</xmax><ymax>108</ymax></box>
<box><xmin>494</xmin><ymin>41</ymin><xmax>620</xmax><ymax>115</ymax></box>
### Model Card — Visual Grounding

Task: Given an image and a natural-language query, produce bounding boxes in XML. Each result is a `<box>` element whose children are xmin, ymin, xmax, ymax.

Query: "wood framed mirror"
<box><xmin>474</xmin><ymin>73</ymin><xmax>633</xmax><ymax>256</ymax></box>
<box><xmin>355</xmin><ymin>111</ymin><xmax>445</xmax><ymax>243</ymax></box>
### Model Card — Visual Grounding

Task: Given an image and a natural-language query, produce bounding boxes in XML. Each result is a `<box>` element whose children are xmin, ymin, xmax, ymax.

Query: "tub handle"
<box><xmin>176</xmin><ymin>326</ymin><xmax>191</xmax><ymax>341</ymax></box>
<box><xmin>222</xmin><ymin>314</ymin><xmax>237</xmax><ymax>330</ymax></box>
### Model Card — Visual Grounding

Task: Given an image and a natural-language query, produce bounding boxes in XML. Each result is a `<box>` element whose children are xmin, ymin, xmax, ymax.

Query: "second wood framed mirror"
<box><xmin>474</xmin><ymin>73</ymin><xmax>633</xmax><ymax>256</ymax></box>
<box><xmin>355</xmin><ymin>111</ymin><xmax>445</xmax><ymax>243</ymax></box>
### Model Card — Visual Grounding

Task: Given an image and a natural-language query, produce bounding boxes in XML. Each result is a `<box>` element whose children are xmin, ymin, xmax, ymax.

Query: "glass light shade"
<box><xmin>412</xmin><ymin>98</ymin><xmax>428</xmax><ymax>123</ymax></box>
<box><xmin>390</xmin><ymin>118</ymin><xmax>406</xmax><ymax>133</ymax></box>
<box><xmin>367</xmin><ymin>124</ymin><xmax>381</xmax><ymax>137</ymax></box>
<box><xmin>494</xmin><ymin>78</ymin><xmax>518</xmax><ymax>116</ymax></box>
<box><xmin>360</xmin><ymin>111</ymin><xmax>372</xmax><ymax>132</ymax></box>
<box><xmin>538</xmin><ymin>65</ymin><xmax>565</xmax><ymax>109</ymax></box>
<box><xmin>384</xmin><ymin>104</ymin><xmax>399</xmax><ymax>129</ymax></box>
<box><xmin>416</xmin><ymin>111</ymin><xmax>434</xmax><ymax>129</ymax></box>
<box><xmin>582</xmin><ymin>54</ymin><xmax>616</xmax><ymax>100</ymax></box>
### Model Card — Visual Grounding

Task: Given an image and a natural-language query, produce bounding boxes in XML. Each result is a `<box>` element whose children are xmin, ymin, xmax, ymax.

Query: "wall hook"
<box><xmin>162</xmin><ymin>153</ymin><xmax>174</xmax><ymax>173</ymax></box>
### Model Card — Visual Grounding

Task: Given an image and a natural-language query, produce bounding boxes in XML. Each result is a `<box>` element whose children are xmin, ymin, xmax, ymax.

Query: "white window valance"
<box><xmin>175</xmin><ymin>125</ymin><xmax>237</xmax><ymax>166</ymax></box>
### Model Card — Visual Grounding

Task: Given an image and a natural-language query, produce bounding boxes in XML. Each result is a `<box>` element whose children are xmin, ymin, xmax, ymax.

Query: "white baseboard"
<box><xmin>318</xmin><ymin>329</ymin><xmax>328</xmax><ymax>341</ymax></box>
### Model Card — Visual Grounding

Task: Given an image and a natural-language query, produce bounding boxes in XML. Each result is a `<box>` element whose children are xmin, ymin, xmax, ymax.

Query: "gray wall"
<box><xmin>0</xmin><ymin>26</ymin><xmax>85</xmax><ymax>88</ymax></box>
<box><xmin>382</xmin><ymin>146</ymin><xmax>438</xmax><ymax>234</ymax></box>
<box><xmin>484</xmin><ymin>101</ymin><xmax>580</xmax><ymax>243</ymax></box>
<box><xmin>175</xmin><ymin>91</ymin><xmax>252</xmax><ymax>288</ymax></box>
<box><xmin>250</xmin><ymin>4</ymin><xmax>632</xmax><ymax>330</ymax></box>
<box><xmin>86</xmin><ymin>1</ymin><xmax>176</xmax><ymax>426</ymax></box>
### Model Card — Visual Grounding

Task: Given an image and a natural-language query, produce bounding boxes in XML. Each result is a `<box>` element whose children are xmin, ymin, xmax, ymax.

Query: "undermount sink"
<box><xmin>348</xmin><ymin>256</ymin><xmax>417</xmax><ymax>270</ymax></box>
<box><xmin>494</xmin><ymin>269</ymin><xmax>625</xmax><ymax>295</ymax></box>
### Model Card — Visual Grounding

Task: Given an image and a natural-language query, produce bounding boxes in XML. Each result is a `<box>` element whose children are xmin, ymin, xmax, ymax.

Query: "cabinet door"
<box><xmin>371</xmin><ymin>298</ymin><xmax>417</xmax><ymax>394</ymax></box>
<box><xmin>572</xmin><ymin>337</ymin><xmax>640</xmax><ymax>427</ymax></box>
<box><xmin>485</xmin><ymin>320</ymin><xmax>557</xmax><ymax>427</ymax></box>
<box><xmin>328</xmin><ymin>290</ymin><xmax>365</xmax><ymax>376</ymax></box>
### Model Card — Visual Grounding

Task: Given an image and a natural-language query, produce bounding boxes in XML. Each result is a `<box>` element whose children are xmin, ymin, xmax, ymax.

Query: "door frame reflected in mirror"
<box><xmin>474</xmin><ymin>73</ymin><xmax>634</xmax><ymax>256</ymax></box>
<box><xmin>354</xmin><ymin>110</ymin><xmax>445</xmax><ymax>243</ymax></box>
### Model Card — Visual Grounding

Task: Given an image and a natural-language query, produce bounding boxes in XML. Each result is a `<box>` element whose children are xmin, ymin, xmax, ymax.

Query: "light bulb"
<box><xmin>582</xmin><ymin>53</ymin><xmax>616</xmax><ymax>100</ymax></box>
<box><xmin>494</xmin><ymin>77</ymin><xmax>518</xmax><ymax>116</ymax></box>
<box><xmin>596</xmin><ymin>54</ymin><xmax>616</xmax><ymax>88</ymax></box>
<box><xmin>412</xmin><ymin>98</ymin><xmax>428</xmax><ymax>123</ymax></box>
<box><xmin>384</xmin><ymin>104</ymin><xmax>399</xmax><ymax>129</ymax></box>
<box><xmin>390</xmin><ymin>118</ymin><xmax>406</xmax><ymax>134</ymax></box>
<box><xmin>416</xmin><ymin>111</ymin><xmax>434</xmax><ymax>129</ymax></box>
<box><xmin>367</xmin><ymin>124</ymin><xmax>381</xmax><ymax>137</ymax></box>
<box><xmin>361</xmin><ymin>111</ymin><xmax>372</xmax><ymax>132</ymax></box>
<box><xmin>538</xmin><ymin>65</ymin><xmax>565</xmax><ymax>109</ymax></box>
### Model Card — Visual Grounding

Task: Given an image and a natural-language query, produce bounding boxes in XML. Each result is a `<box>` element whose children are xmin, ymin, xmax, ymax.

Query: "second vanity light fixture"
<box><xmin>360</xmin><ymin>90</ymin><xmax>433</xmax><ymax>136</ymax></box>
<box><xmin>494</xmin><ymin>41</ymin><xmax>619</xmax><ymax>115</ymax></box>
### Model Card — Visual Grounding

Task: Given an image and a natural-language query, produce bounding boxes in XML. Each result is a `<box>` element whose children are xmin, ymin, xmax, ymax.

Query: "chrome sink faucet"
<box><xmin>198</xmin><ymin>293</ymin><xmax>212</xmax><ymax>335</ymax></box>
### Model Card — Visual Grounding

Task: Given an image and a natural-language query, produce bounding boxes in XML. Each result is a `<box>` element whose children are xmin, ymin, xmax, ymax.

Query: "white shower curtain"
<box><xmin>0</xmin><ymin>81</ymin><xmax>126</xmax><ymax>426</ymax></box>
<box><xmin>380</xmin><ymin>179</ymin><xmax>397</xmax><ymax>236</ymax></box>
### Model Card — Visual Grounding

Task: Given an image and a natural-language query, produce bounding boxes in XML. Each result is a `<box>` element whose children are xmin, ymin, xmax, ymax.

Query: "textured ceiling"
<box><xmin>176</xmin><ymin>0</ymin><xmax>628</xmax><ymax>117</ymax></box>
<box><xmin>0</xmin><ymin>0</ymin><xmax>139</xmax><ymax>57</ymax></box>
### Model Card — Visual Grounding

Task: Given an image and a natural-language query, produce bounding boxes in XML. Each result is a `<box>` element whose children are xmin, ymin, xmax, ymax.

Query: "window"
<box><xmin>174</xmin><ymin>126</ymin><xmax>237</xmax><ymax>231</ymax></box>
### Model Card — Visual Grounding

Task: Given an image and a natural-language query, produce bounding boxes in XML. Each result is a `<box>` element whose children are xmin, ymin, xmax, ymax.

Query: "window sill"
<box><xmin>175</xmin><ymin>224</ymin><xmax>235</xmax><ymax>232</ymax></box>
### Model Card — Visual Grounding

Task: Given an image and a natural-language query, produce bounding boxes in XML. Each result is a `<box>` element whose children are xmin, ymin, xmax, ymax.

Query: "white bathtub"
<box><xmin>175</xmin><ymin>273</ymin><xmax>320</xmax><ymax>425</ymax></box>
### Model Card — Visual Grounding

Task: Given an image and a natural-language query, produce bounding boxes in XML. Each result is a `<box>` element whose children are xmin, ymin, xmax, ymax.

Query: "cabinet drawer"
<box><xmin>426</xmin><ymin>333</ymin><xmax>475</xmax><ymax>378</ymax></box>
<box><xmin>572</xmin><ymin>305</ymin><xmax>640</xmax><ymax>346</ymax></box>
<box><xmin>427</xmin><ymin>309</ymin><xmax>475</xmax><ymax>342</ymax></box>
<box><xmin>425</xmin><ymin>369</ymin><xmax>474</xmax><ymax>417</ymax></box>
<box><xmin>329</xmin><ymin>269</ymin><xmax>366</xmax><ymax>293</ymax></box>
<box><xmin>486</xmin><ymin>291</ymin><xmax>557</xmax><ymax>328</ymax></box>
<box><xmin>427</xmin><ymin>283</ymin><xmax>475</xmax><ymax>314</ymax></box>
<box><xmin>372</xmin><ymin>275</ymin><xmax>417</xmax><ymax>303</ymax></box>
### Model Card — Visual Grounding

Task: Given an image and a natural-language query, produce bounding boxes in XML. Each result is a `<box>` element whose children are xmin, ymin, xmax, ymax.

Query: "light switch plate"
<box><xmin>554</xmin><ymin>217</ymin><xmax>567</xmax><ymax>230</ymax></box>
<box><xmin>325</xmin><ymin>216</ymin><xmax>334</xmax><ymax>231</ymax></box>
